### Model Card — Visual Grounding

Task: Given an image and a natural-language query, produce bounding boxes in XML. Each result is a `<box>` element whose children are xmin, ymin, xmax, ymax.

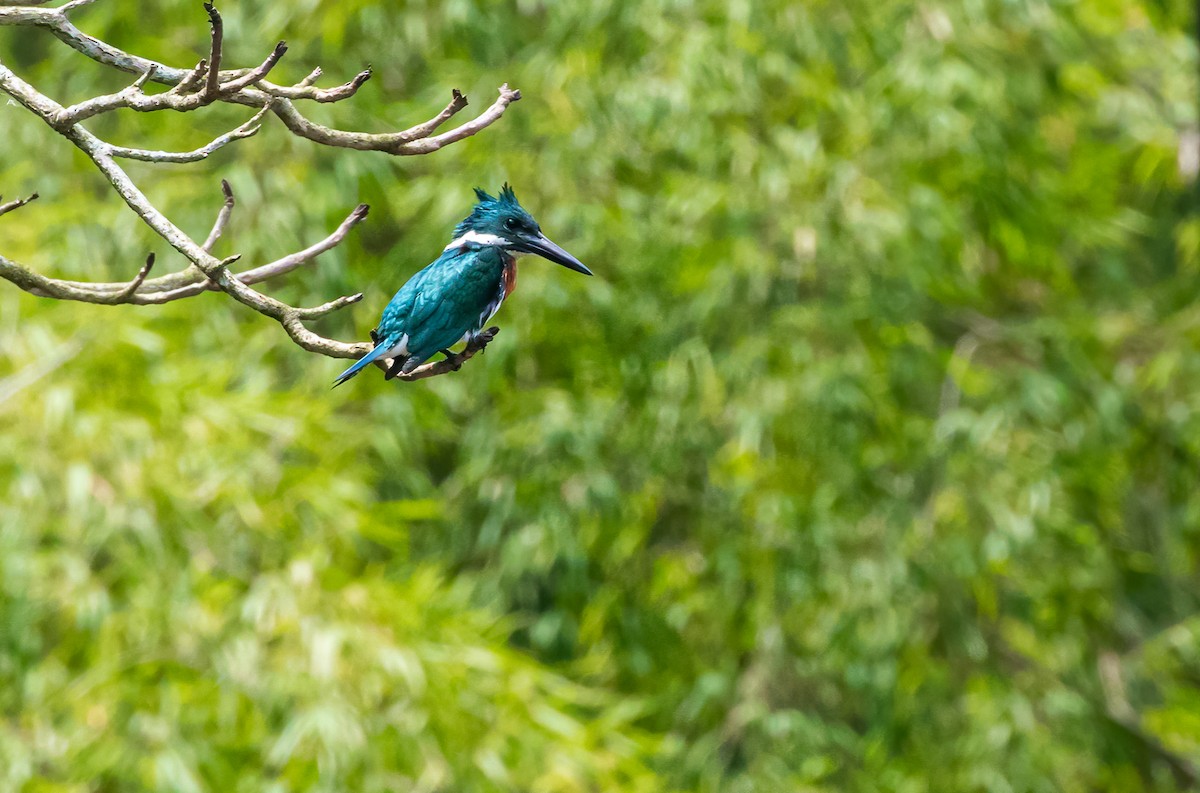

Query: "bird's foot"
<box><xmin>471</xmin><ymin>326</ymin><xmax>500</xmax><ymax>354</ymax></box>
<box><xmin>440</xmin><ymin>349</ymin><xmax>463</xmax><ymax>372</ymax></box>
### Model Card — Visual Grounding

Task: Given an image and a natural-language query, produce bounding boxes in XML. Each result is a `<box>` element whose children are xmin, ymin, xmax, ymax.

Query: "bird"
<box><xmin>333</xmin><ymin>184</ymin><xmax>592</xmax><ymax>386</ymax></box>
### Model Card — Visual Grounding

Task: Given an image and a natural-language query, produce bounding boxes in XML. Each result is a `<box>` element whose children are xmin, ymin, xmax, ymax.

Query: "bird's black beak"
<box><xmin>520</xmin><ymin>233</ymin><xmax>593</xmax><ymax>276</ymax></box>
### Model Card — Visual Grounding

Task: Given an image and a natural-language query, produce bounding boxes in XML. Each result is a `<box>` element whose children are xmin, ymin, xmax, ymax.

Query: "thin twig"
<box><xmin>294</xmin><ymin>291</ymin><xmax>364</xmax><ymax>320</ymax></box>
<box><xmin>217</xmin><ymin>41</ymin><xmax>287</xmax><ymax>94</ymax></box>
<box><xmin>397</xmin><ymin>88</ymin><xmax>468</xmax><ymax>141</ymax></box>
<box><xmin>202</xmin><ymin>179</ymin><xmax>236</xmax><ymax>252</ymax></box>
<box><xmin>176</xmin><ymin>59</ymin><xmax>207</xmax><ymax>93</ymax></box>
<box><xmin>0</xmin><ymin>191</ymin><xmax>38</xmax><ymax>217</ymax></box>
<box><xmin>108</xmin><ymin>106</ymin><xmax>268</xmax><ymax>163</ymax></box>
<box><xmin>233</xmin><ymin>203</ymin><xmax>369</xmax><ymax>284</ymax></box>
<box><xmin>113</xmin><ymin>253</ymin><xmax>155</xmax><ymax>301</ymax></box>
<box><xmin>256</xmin><ymin>66</ymin><xmax>372</xmax><ymax>102</ymax></box>
<box><xmin>297</xmin><ymin>67</ymin><xmax>322</xmax><ymax>88</ymax></box>
<box><xmin>202</xmin><ymin>2</ymin><xmax>223</xmax><ymax>102</ymax></box>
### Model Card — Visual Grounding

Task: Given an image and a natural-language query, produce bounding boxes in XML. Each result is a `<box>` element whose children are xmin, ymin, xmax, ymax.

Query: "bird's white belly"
<box><xmin>385</xmin><ymin>333</ymin><xmax>410</xmax><ymax>358</ymax></box>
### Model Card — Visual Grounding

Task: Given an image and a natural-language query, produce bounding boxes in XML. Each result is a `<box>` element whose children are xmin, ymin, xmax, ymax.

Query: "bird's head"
<box><xmin>450</xmin><ymin>184</ymin><xmax>592</xmax><ymax>275</ymax></box>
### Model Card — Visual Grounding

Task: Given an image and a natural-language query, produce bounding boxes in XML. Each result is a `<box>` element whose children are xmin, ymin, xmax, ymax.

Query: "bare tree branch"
<box><xmin>265</xmin><ymin>84</ymin><xmax>521</xmax><ymax>154</ymax></box>
<box><xmin>0</xmin><ymin>249</ymin><xmax>163</xmax><ymax>305</ymax></box>
<box><xmin>0</xmin><ymin>4</ymin><xmax>517</xmax><ymax>137</ymax></box>
<box><xmin>7</xmin><ymin>182</ymin><xmax>366</xmax><ymax>302</ymax></box>
<box><xmin>53</xmin><ymin>66</ymin><xmax>214</xmax><ymax>127</ymax></box>
<box><xmin>144</xmin><ymin>202</ymin><xmax>371</xmax><ymax>303</ymax></box>
<box><xmin>0</xmin><ymin>2</ymin><xmax>522</xmax><ymax>382</ymax></box>
<box><xmin>0</xmin><ymin>5</ymin><xmax>187</xmax><ymax>84</ymax></box>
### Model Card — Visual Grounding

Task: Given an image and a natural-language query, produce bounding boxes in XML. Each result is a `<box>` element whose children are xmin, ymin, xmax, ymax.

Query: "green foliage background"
<box><xmin>2</xmin><ymin>0</ymin><xmax>1200</xmax><ymax>790</ymax></box>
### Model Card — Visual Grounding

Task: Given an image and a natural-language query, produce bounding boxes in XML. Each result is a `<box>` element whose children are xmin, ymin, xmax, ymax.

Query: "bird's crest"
<box><xmin>455</xmin><ymin>183</ymin><xmax>534</xmax><ymax>238</ymax></box>
<box><xmin>473</xmin><ymin>183</ymin><xmax>520</xmax><ymax>207</ymax></box>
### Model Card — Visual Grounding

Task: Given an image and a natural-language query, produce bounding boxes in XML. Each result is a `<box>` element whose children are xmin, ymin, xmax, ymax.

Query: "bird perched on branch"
<box><xmin>334</xmin><ymin>184</ymin><xmax>592</xmax><ymax>386</ymax></box>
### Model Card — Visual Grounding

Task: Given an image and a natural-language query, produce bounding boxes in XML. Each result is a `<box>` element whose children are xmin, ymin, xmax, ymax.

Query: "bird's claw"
<box><xmin>474</xmin><ymin>326</ymin><xmax>500</xmax><ymax>353</ymax></box>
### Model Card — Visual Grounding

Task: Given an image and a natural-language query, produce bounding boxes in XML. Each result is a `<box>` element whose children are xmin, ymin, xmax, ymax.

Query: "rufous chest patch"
<box><xmin>502</xmin><ymin>259</ymin><xmax>518</xmax><ymax>298</ymax></box>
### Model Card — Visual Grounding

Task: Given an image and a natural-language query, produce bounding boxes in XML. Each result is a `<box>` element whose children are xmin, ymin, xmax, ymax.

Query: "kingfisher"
<box><xmin>333</xmin><ymin>184</ymin><xmax>592</xmax><ymax>386</ymax></box>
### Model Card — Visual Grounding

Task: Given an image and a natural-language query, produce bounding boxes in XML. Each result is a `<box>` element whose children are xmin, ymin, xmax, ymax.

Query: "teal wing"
<box><xmin>378</xmin><ymin>247</ymin><xmax>505</xmax><ymax>362</ymax></box>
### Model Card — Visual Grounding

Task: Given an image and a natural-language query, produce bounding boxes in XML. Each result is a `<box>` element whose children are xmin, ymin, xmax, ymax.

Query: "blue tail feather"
<box><xmin>332</xmin><ymin>342</ymin><xmax>392</xmax><ymax>387</ymax></box>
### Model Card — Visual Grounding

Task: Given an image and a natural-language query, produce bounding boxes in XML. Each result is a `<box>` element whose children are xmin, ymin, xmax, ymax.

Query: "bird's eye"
<box><xmin>505</xmin><ymin>218</ymin><xmax>518</xmax><ymax>230</ymax></box>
